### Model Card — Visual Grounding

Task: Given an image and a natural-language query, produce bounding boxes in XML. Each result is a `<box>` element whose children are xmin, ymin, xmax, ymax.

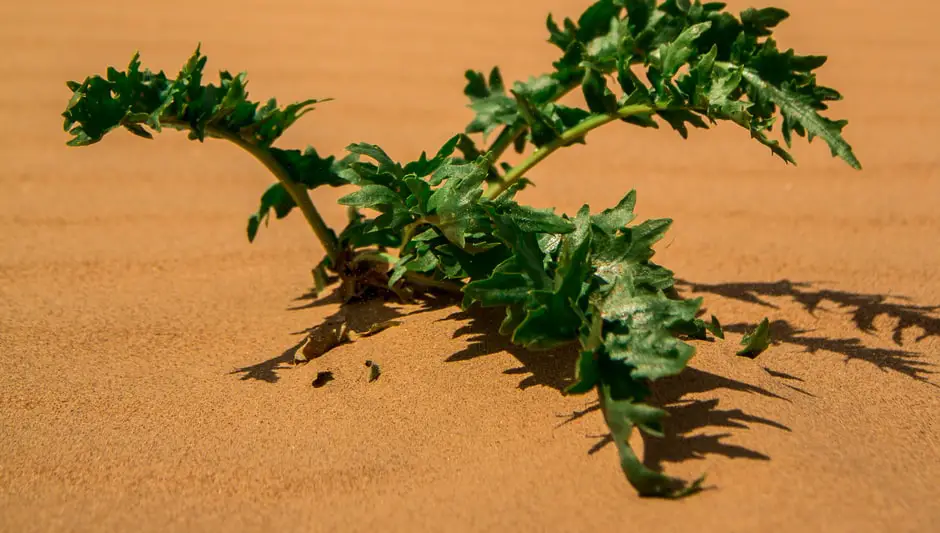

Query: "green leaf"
<box><xmin>346</xmin><ymin>142</ymin><xmax>401</xmax><ymax>175</ymax></box>
<box><xmin>591</xmin><ymin>190</ymin><xmax>636</xmax><ymax>233</ymax></box>
<box><xmin>737</xmin><ymin>317</ymin><xmax>771</xmax><ymax>358</ymax></box>
<box><xmin>582</xmin><ymin>67</ymin><xmax>618</xmax><ymax>114</ymax></box>
<box><xmin>605</xmin><ymin>326</ymin><xmax>696</xmax><ymax>381</ymax></box>
<box><xmin>705</xmin><ymin>315</ymin><xmax>724</xmax><ymax>339</ymax></box>
<box><xmin>485</xmin><ymin>206</ymin><xmax>551</xmax><ymax>290</ymax></box>
<box><xmin>740</xmin><ymin>7</ymin><xmax>789</xmax><ymax>36</ymax></box>
<box><xmin>512</xmin><ymin>90</ymin><xmax>562</xmax><ymax>147</ymax></box>
<box><xmin>741</xmin><ymin>69</ymin><xmax>861</xmax><ymax>169</ymax></box>
<box><xmin>464</xmin><ymin>67</ymin><xmax>519</xmax><ymax>137</ymax></box>
<box><xmin>600</xmin><ymin>385</ymin><xmax>704</xmax><ymax>498</ymax></box>
<box><xmin>388</xmin><ymin>254</ymin><xmax>414</xmax><ymax>287</ymax></box>
<box><xmin>564</xmin><ymin>312</ymin><xmax>604</xmax><ymax>394</ymax></box>
<box><xmin>463</xmin><ymin>271</ymin><xmax>533</xmax><ymax>307</ymax></box>
<box><xmin>247</xmin><ymin>183</ymin><xmax>295</xmax><ymax>242</ymax></box>
<box><xmin>512</xmin><ymin>207</ymin><xmax>593</xmax><ymax>348</ymax></box>
<box><xmin>402</xmin><ymin>134</ymin><xmax>461</xmax><ymax>177</ymax></box>
<box><xmin>576</xmin><ymin>0</ymin><xmax>621</xmax><ymax>43</ymax></box>
<box><xmin>271</xmin><ymin>147</ymin><xmax>346</xmax><ymax>188</ymax></box>
<box><xmin>338</xmin><ymin>184</ymin><xmax>402</xmax><ymax>209</ymax></box>
<box><xmin>657</xmin><ymin>22</ymin><xmax>712</xmax><ymax>77</ymax></box>
<box><xmin>426</xmin><ymin>157</ymin><xmax>489</xmax><ymax>247</ymax></box>
<box><xmin>504</xmin><ymin>203</ymin><xmax>575</xmax><ymax>234</ymax></box>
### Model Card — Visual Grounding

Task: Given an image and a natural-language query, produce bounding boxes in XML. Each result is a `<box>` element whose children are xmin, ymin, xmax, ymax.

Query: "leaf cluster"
<box><xmin>62</xmin><ymin>47</ymin><xmax>347</xmax><ymax>241</ymax></box>
<box><xmin>461</xmin><ymin>0</ymin><xmax>859</xmax><ymax>169</ymax></box>
<box><xmin>61</xmin><ymin>0</ymin><xmax>861</xmax><ymax>498</ymax></box>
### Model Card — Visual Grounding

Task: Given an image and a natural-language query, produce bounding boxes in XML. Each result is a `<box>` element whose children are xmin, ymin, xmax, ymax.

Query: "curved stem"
<box><xmin>484</xmin><ymin>103</ymin><xmax>662</xmax><ymax>200</ymax></box>
<box><xmin>162</xmin><ymin>119</ymin><xmax>340</xmax><ymax>263</ymax></box>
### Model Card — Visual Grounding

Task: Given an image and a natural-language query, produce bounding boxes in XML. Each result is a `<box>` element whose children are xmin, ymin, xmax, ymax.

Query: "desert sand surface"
<box><xmin>1</xmin><ymin>0</ymin><xmax>938</xmax><ymax>531</ymax></box>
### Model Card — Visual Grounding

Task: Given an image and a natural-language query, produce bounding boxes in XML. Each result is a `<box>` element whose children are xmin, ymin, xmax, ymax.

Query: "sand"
<box><xmin>1</xmin><ymin>0</ymin><xmax>938</xmax><ymax>531</ymax></box>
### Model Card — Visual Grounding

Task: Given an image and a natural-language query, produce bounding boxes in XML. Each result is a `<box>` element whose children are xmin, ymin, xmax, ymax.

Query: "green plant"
<box><xmin>61</xmin><ymin>0</ymin><xmax>859</xmax><ymax>497</ymax></box>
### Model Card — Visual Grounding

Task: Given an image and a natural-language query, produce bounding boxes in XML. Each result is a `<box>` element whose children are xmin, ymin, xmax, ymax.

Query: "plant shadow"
<box><xmin>229</xmin><ymin>290</ymin><xmax>454</xmax><ymax>383</ymax></box>
<box><xmin>230</xmin><ymin>277</ymin><xmax>938</xmax><ymax>478</ymax></box>
<box><xmin>441</xmin><ymin>305</ymin><xmax>576</xmax><ymax>391</ymax></box>
<box><xmin>679</xmin><ymin>279</ymin><xmax>939</xmax><ymax>385</ymax></box>
<box><xmin>560</xmin><ymin>367</ymin><xmax>791</xmax><ymax>472</ymax></box>
<box><xmin>443</xmin><ymin>304</ymin><xmax>792</xmax><ymax>472</ymax></box>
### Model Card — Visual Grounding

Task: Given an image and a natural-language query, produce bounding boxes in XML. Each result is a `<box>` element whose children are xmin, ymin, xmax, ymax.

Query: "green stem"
<box><xmin>484</xmin><ymin>83</ymin><xmax>579</xmax><ymax>166</ymax></box>
<box><xmin>403</xmin><ymin>273</ymin><xmax>464</xmax><ymax>294</ymax></box>
<box><xmin>484</xmin><ymin>103</ymin><xmax>662</xmax><ymax>200</ymax></box>
<box><xmin>162</xmin><ymin>119</ymin><xmax>340</xmax><ymax>263</ymax></box>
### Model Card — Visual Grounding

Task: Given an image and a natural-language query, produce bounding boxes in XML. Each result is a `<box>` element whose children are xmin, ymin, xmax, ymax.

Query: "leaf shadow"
<box><xmin>230</xmin><ymin>290</ymin><xmax>453</xmax><ymax>383</ymax></box>
<box><xmin>441</xmin><ymin>305</ymin><xmax>577</xmax><ymax>391</ymax></box>
<box><xmin>642</xmin><ymin>370</ymin><xmax>790</xmax><ymax>470</ymax></box>
<box><xmin>724</xmin><ymin>320</ymin><xmax>938</xmax><ymax>388</ymax></box>
<box><xmin>678</xmin><ymin>279</ymin><xmax>939</xmax><ymax>385</ymax></box>
<box><xmin>443</xmin><ymin>304</ymin><xmax>792</xmax><ymax>474</ymax></box>
<box><xmin>566</xmin><ymin>368</ymin><xmax>791</xmax><ymax>472</ymax></box>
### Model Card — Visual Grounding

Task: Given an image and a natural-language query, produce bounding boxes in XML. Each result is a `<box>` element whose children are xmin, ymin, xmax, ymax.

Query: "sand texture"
<box><xmin>2</xmin><ymin>0</ymin><xmax>939</xmax><ymax>531</ymax></box>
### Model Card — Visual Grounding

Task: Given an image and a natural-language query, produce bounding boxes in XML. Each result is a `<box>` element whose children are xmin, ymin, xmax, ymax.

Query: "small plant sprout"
<box><xmin>62</xmin><ymin>1</ymin><xmax>858</xmax><ymax>497</ymax></box>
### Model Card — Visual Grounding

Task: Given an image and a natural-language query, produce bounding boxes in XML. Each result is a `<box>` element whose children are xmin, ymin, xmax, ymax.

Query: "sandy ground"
<box><xmin>2</xmin><ymin>0</ymin><xmax>939</xmax><ymax>531</ymax></box>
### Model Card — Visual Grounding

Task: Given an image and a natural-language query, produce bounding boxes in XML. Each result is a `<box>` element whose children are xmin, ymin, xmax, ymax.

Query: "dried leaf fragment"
<box><xmin>295</xmin><ymin>316</ymin><xmax>350</xmax><ymax>363</ymax></box>
<box><xmin>348</xmin><ymin>320</ymin><xmax>402</xmax><ymax>341</ymax></box>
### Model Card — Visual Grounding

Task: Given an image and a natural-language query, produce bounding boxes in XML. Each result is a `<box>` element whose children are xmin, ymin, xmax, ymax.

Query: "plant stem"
<box><xmin>483</xmin><ymin>83</ymin><xmax>579</xmax><ymax>168</ymax></box>
<box><xmin>484</xmin><ymin>103</ymin><xmax>661</xmax><ymax>200</ymax></box>
<box><xmin>403</xmin><ymin>273</ymin><xmax>464</xmax><ymax>294</ymax></box>
<box><xmin>161</xmin><ymin>119</ymin><xmax>340</xmax><ymax>263</ymax></box>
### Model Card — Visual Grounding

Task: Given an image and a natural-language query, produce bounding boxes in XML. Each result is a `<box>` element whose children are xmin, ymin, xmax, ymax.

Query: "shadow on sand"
<box><xmin>230</xmin><ymin>278</ymin><xmax>939</xmax><ymax>476</ymax></box>
<box><xmin>679</xmin><ymin>279</ymin><xmax>938</xmax><ymax>385</ymax></box>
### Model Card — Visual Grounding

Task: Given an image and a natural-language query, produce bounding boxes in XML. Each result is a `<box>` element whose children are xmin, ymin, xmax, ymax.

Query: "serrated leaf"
<box><xmin>504</xmin><ymin>203</ymin><xmax>575</xmax><ymax>234</ymax></box>
<box><xmin>741</xmin><ymin>69</ymin><xmax>861</xmax><ymax>169</ymax></box>
<box><xmin>658</xmin><ymin>22</ymin><xmax>712</xmax><ymax>76</ymax></box>
<box><xmin>512</xmin><ymin>207</ymin><xmax>592</xmax><ymax>348</ymax></box>
<box><xmin>463</xmin><ymin>271</ymin><xmax>534</xmax><ymax>307</ymax></box>
<box><xmin>705</xmin><ymin>315</ymin><xmax>724</xmax><ymax>339</ymax></box>
<box><xmin>512</xmin><ymin>90</ymin><xmax>562</xmax><ymax>147</ymax></box>
<box><xmin>426</xmin><ymin>157</ymin><xmax>489</xmax><ymax>247</ymax></box>
<box><xmin>247</xmin><ymin>182</ymin><xmax>295</xmax><ymax>242</ymax></box>
<box><xmin>338</xmin><ymin>184</ymin><xmax>402</xmax><ymax>209</ymax></box>
<box><xmin>582</xmin><ymin>67</ymin><xmax>618</xmax><ymax>114</ymax></box>
<box><xmin>346</xmin><ymin>142</ymin><xmax>401</xmax><ymax>175</ymax></box>
<box><xmin>464</xmin><ymin>67</ymin><xmax>519</xmax><ymax>137</ymax></box>
<box><xmin>740</xmin><ymin>7</ymin><xmax>789</xmax><ymax>36</ymax></box>
<box><xmin>591</xmin><ymin>190</ymin><xmax>637</xmax><ymax>233</ymax></box>
<box><xmin>565</xmin><ymin>350</ymin><xmax>600</xmax><ymax>394</ymax></box>
<box><xmin>402</xmin><ymin>134</ymin><xmax>461</xmax><ymax>177</ymax></box>
<box><xmin>600</xmin><ymin>385</ymin><xmax>704</xmax><ymax>498</ymax></box>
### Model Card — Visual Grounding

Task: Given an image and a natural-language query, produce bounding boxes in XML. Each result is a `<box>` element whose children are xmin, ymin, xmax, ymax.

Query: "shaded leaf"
<box><xmin>737</xmin><ymin>317</ymin><xmax>771</xmax><ymax>358</ymax></box>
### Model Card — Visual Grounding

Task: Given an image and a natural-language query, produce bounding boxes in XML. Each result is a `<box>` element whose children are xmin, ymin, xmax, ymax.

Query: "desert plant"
<box><xmin>61</xmin><ymin>0</ymin><xmax>858</xmax><ymax>497</ymax></box>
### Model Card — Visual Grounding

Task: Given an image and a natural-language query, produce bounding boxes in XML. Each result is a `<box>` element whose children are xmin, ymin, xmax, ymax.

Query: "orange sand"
<box><xmin>1</xmin><ymin>0</ymin><xmax>938</xmax><ymax>531</ymax></box>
